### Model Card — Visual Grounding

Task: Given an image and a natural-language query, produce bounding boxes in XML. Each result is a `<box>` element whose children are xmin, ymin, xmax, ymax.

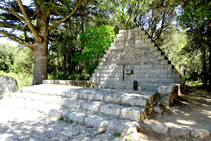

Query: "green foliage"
<box><xmin>57</xmin><ymin>116</ymin><xmax>64</xmax><ymax>121</ymax></box>
<box><xmin>66</xmin><ymin>119</ymin><xmax>73</xmax><ymax>124</ymax></box>
<box><xmin>74</xmin><ymin>26</ymin><xmax>115</xmax><ymax>74</ymax></box>
<box><xmin>14</xmin><ymin>45</ymin><xmax>34</xmax><ymax>74</ymax></box>
<box><xmin>178</xmin><ymin>1</ymin><xmax>211</xmax><ymax>27</ymax></box>
<box><xmin>113</xmin><ymin>132</ymin><xmax>121</xmax><ymax>137</ymax></box>
<box><xmin>0</xmin><ymin>43</ymin><xmax>16</xmax><ymax>72</ymax></box>
<box><xmin>0</xmin><ymin>71</ymin><xmax>33</xmax><ymax>91</ymax></box>
<box><xmin>186</xmin><ymin>80</ymin><xmax>203</xmax><ymax>88</ymax></box>
<box><xmin>48</xmin><ymin>72</ymin><xmax>90</xmax><ymax>80</ymax></box>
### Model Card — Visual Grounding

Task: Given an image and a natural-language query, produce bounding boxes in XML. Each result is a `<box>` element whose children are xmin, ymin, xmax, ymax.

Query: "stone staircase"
<box><xmin>0</xmin><ymin>83</ymin><xmax>159</xmax><ymax>134</ymax></box>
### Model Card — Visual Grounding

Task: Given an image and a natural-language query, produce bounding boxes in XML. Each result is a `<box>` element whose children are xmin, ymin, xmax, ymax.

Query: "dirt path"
<box><xmin>137</xmin><ymin>87</ymin><xmax>211</xmax><ymax>141</ymax></box>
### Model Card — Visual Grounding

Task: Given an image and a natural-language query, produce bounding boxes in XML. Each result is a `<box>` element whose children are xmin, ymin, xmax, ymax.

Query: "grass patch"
<box><xmin>113</xmin><ymin>132</ymin><xmax>121</xmax><ymax>137</ymax></box>
<box><xmin>66</xmin><ymin>119</ymin><xmax>73</xmax><ymax>124</ymax></box>
<box><xmin>0</xmin><ymin>71</ymin><xmax>33</xmax><ymax>91</ymax></box>
<box><xmin>57</xmin><ymin>116</ymin><xmax>64</xmax><ymax>121</ymax></box>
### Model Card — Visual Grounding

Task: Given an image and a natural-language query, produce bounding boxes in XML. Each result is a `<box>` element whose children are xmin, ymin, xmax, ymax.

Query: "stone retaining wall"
<box><xmin>0</xmin><ymin>75</ymin><xmax>19</xmax><ymax>99</ymax></box>
<box><xmin>43</xmin><ymin>80</ymin><xmax>94</xmax><ymax>88</ymax></box>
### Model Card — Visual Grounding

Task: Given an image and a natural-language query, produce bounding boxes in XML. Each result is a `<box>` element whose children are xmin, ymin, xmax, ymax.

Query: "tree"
<box><xmin>74</xmin><ymin>25</ymin><xmax>116</xmax><ymax>74</ymax></box>
<box><xmin>0</xmin><ymin>0</ymin><xmax>88</xmax><ymax>84</ymax></box>
<box><xmin>178</xmin><ymin>0</ymin><xmax>211</xmax><ymax>88</ymax></box>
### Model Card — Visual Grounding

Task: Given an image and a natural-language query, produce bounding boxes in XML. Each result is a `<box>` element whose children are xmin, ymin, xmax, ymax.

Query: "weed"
<box><xmin>57</xmin><ymin>116</ymin><xmax>64</xmax><ymax>121</ymax></box>
<box><xmin>113</xmin><ymin>132</ymin><xmax>121</xmax><ymax>137</ymax></box>
<box><xmin>67</xmin><ymin>119</ymin><xmax>73</xmax><ymax>124</ymax></box>
<box><xmin>8</xmin><ymin>93</ymin><xmax>12</xmax><ymax>97</ymax></box>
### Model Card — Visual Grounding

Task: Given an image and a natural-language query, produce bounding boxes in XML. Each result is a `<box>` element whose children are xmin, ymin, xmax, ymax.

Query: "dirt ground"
<box><xmin>131</xmin><ymin>86</ymin><xmax>211</xmax><ymax>141</ymax></box>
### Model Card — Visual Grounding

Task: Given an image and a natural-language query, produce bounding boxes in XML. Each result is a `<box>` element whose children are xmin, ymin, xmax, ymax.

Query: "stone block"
<box><xmin>119</xmin><ymin>30</ymin><xmax>126</xmax><ymax>34</ymax></box>
<box><xmin>157</xmin><ymin>55</ymin><xmax>165</xmax><ymax>60</ymax></box>
<box><xmin>84</xmin><ymin>115</ymin><xmax>112</xmax><ymax>129</ymax></box>
<box><xmin>135</xmin><ymin>39</ymin><xmax>144</xmax><ymax>44</ymax></box>
<box><xmin>81</xmin><ymin>101</ymin><xmax>103</xmax><ymax>113</ymax></box>
<box><xmin>160</xmin><ymin>60</ymin><xmax>168</xmax><ymax>64</ymax></box>
<box><xmin>148</xmin><ymin>69</ymin><xmax>160</xmax><ymax>74</ymax></box>
<box><xmin>145</xmin><ymin>38</ymin><xmax>151</xmax><ymax>43</ymax></box>
<box><xmin>153</xmin><ymin>74</ymin><xmax>167</xmax><ymax>78</ymax></box>
<box><xmin>100</xmin><ymin>104</ymin><xmax>124</xmax><ymax>117</ymax></box>
<box><xmin>142</xmin><ymin>35</ymin><xmax>148</xmax><ymax>39</ymax></box>
<box><xmin>139</xmin><ymin>31</ymin><xmax>145</xmax><ymax>35</ymax></box>
<box><xmin>107</xmin><ymin>119</ymin><xmax>138</xmax><ymax>134</ymax></box>
<box><xmin>121</xmin><ymin>107</ymin><xmax>145</xmax><ymax>120</ymax></box>
<box><xmin>67</xmin><ymin>111</ymin><xmax>87</xmax><ymax>124</ymax></box>
<box><xmin>135</xmin><ymin>36</ymin><xmax>141</xmax><ymax>40</ymax></box>
<box><xmin>151</xmin><ymin>125</ymin><xmax>170</xmax><ymax>134</ymax></box>
<box><xmin>168</xmin><ymin>74</ymin><xmax>172</xmax><ymax>78</ymax></box>
<box><xmin>192</xmin><ymin>129</ymin><xmax>210</xmax><ymax>138</ymax></box>
<box><xmin>143</xmin><ymin>64</ymin><xmax>153</xmax><ymax>69</ymax></box>
<box><xmin>120</xmin><ymin>94</ymin><xmax>147</xmax><ymax>106</ymax></box>
<box><xmin>134</xmin><ymin>27</ymin><xmax>142</xmax><ymax>31</ymax></box>
<box><xmin>147</xmin><ymin>78</ymin><xmax>160</xmax><ymax>83</ymax></box>
<box><xmin>116</xmin><ymin>42</ymin><xmax>124</xmax><ymax>46</ymax></box>
<box><xmin>104</xmin><ymin>94</ymin><xmax>122</xmax><ymax>103</ymax></box>
<box><xmin>135</xmin><ymin>43</ymin><xmax>148</xmax><ymax>48</ymax></box>
<box><xmin>117</xmin><ymin>34</ymin><xmax>124</xmax><ymax>38</ymax></box>
<box><xmin>160</xmin><ymin>69</ymin><xmax>168</xmax><ymax>73</ymax></box>
<box><xmin>147</xmin><ymin>42</ymin><xmax>155</xmax><ymax>47</ymax></box>
<box><xmin>151</xmin><ymin>47</ymin><xmax>158</xmax><ymax>51</ymax></box>
<box><xmin>153</xmin><ymin>64</ymin><xmax>164</xmax><ymax>69</ymax></box>
<box><xmin>134</xmin><ymin>78</ymin><xmax>147</xmax><ymax>83</ymax></box>
<box><xmin>64</xmin><ymin>98</ymin><xmax>84</xmax><ymax>109</ymax></box>
<box><xmin>153</xmin><ymin>105</ymin><xmax>163</xmax><ymax>114</ymax></box>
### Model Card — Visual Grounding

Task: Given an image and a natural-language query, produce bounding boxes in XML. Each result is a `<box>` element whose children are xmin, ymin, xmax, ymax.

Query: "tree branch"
<box><xmin>0</xmin><ymin>22</ymin><xmax>29</xmax><ymax>31</ymax></box>
<box><xmin>0</xmin><ymin>30</ymin><xmax>35</xmax><ymax>49</ymax></box>
<box><xmin>0</xmin><ymin>6</ymin><xmax>26</xmax><ymax>22</ymax></box>
<box><xmin>48</xmin><ymin>0</ymin><xmax>88</xmax><ymax>32</ymax></box>
<box><xmin>17</xmin><ymin>0</ymin><xmax>39</xmax><ymax>39</ymax></box>
<box><xmin>33</xmin><ymin>0</ymin><xmax>39</xmax><ymax>17</ymax></box>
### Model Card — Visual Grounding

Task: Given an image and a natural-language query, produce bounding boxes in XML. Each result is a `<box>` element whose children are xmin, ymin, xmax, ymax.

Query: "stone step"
<box><xmin>0</xmin><ymin>98</ymin><xmax>138</xmax><ymax>134</ymax></box>
<box><xmin>5</xmin><ymin>92</ymin><xmax>146</xmax><ymax>121</ymax></box>
<box><xmin>21</xmin><ymin>84</ymin><xmax>157</xmax><ymax>108</ymax></box>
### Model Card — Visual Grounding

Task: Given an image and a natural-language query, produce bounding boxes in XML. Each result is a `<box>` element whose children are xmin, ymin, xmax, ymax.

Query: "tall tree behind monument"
<box><xmin>0</xmin><ymin>0</ymin><xmax>89</xmax><ymax>85</ymax></box>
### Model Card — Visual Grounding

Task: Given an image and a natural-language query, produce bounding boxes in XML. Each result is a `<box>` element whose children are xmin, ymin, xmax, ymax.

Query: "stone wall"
<box><xmin>0</xmin><ymin>75</ymin><xmax>19</xmax><ymax>99</ymax></box>
<box><xmin>90</xmin><ymin>27</ymin><xmax>184</xmax><ymax>91</ymax></box>
<box><xmin>43</xmin><ymin>80</ymin><xmax>94</xmax><ymax>88</ymax></box>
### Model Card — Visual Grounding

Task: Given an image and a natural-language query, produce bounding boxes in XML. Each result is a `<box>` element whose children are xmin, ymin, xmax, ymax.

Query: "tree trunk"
<box><xmin>32</xmin><ymin>42</ymin><xmax>48</xmax><ymax>85</ymax></box>
<box><xmin>202</xmin><ymin>48</ymin><xmax>207</xmax><ymax>88</ymax></box>
<box><xmin>209</xmin><ymin>39</ymin><xmax>211</xmax><ymax>88</ymax></box>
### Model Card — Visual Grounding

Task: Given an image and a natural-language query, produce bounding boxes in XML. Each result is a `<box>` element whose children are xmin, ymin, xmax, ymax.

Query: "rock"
<box><xmin>192</xmin><ymin>129</ymin><xmax>210</xmax><ymax>138</ymax></box>
<box><xmin>151</xmin><ymin>125</ymin><xmax>169</xmax><ymax>134</ymax></box>
<box><xmin>159</xmin><ymin>95</ymin><xmax>170</xmax><ymax>107</ymax></box>
<box><xmin>153</xmin><ymin>106</ymin><xmax>163</xmax><ymax>114</ymax></box>
<box><xmin>156</xmin><ymin>113</ymin><xmax>163</xmax><ymax>119</ymax></box>
<box><xmin>0</xmin><ymin>75</ymin><xmax>19</xmax><ymax>98</ymax></box>
<box><xmin>170</xmin><ymin>128</ymin><xmax>190</xmax><ymax>136</ymax></box>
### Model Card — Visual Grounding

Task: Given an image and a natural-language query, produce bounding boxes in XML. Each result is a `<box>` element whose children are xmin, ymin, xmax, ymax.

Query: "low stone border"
<box><xmin>42</xmin><ymin>80</ymin><xmax>94</xmax><ymax>88</ymax></box>
<box><xmin>140</xmin><ymin>123</ymin><xmax>210</xmax><ymax>138</ymax></box>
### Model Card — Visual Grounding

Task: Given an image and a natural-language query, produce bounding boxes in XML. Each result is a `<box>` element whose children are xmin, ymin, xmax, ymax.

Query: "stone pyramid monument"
<box><xmin>90</xmin><ymin>27</ymin><xmax>184</xmax><ymax>91</ymax></box>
